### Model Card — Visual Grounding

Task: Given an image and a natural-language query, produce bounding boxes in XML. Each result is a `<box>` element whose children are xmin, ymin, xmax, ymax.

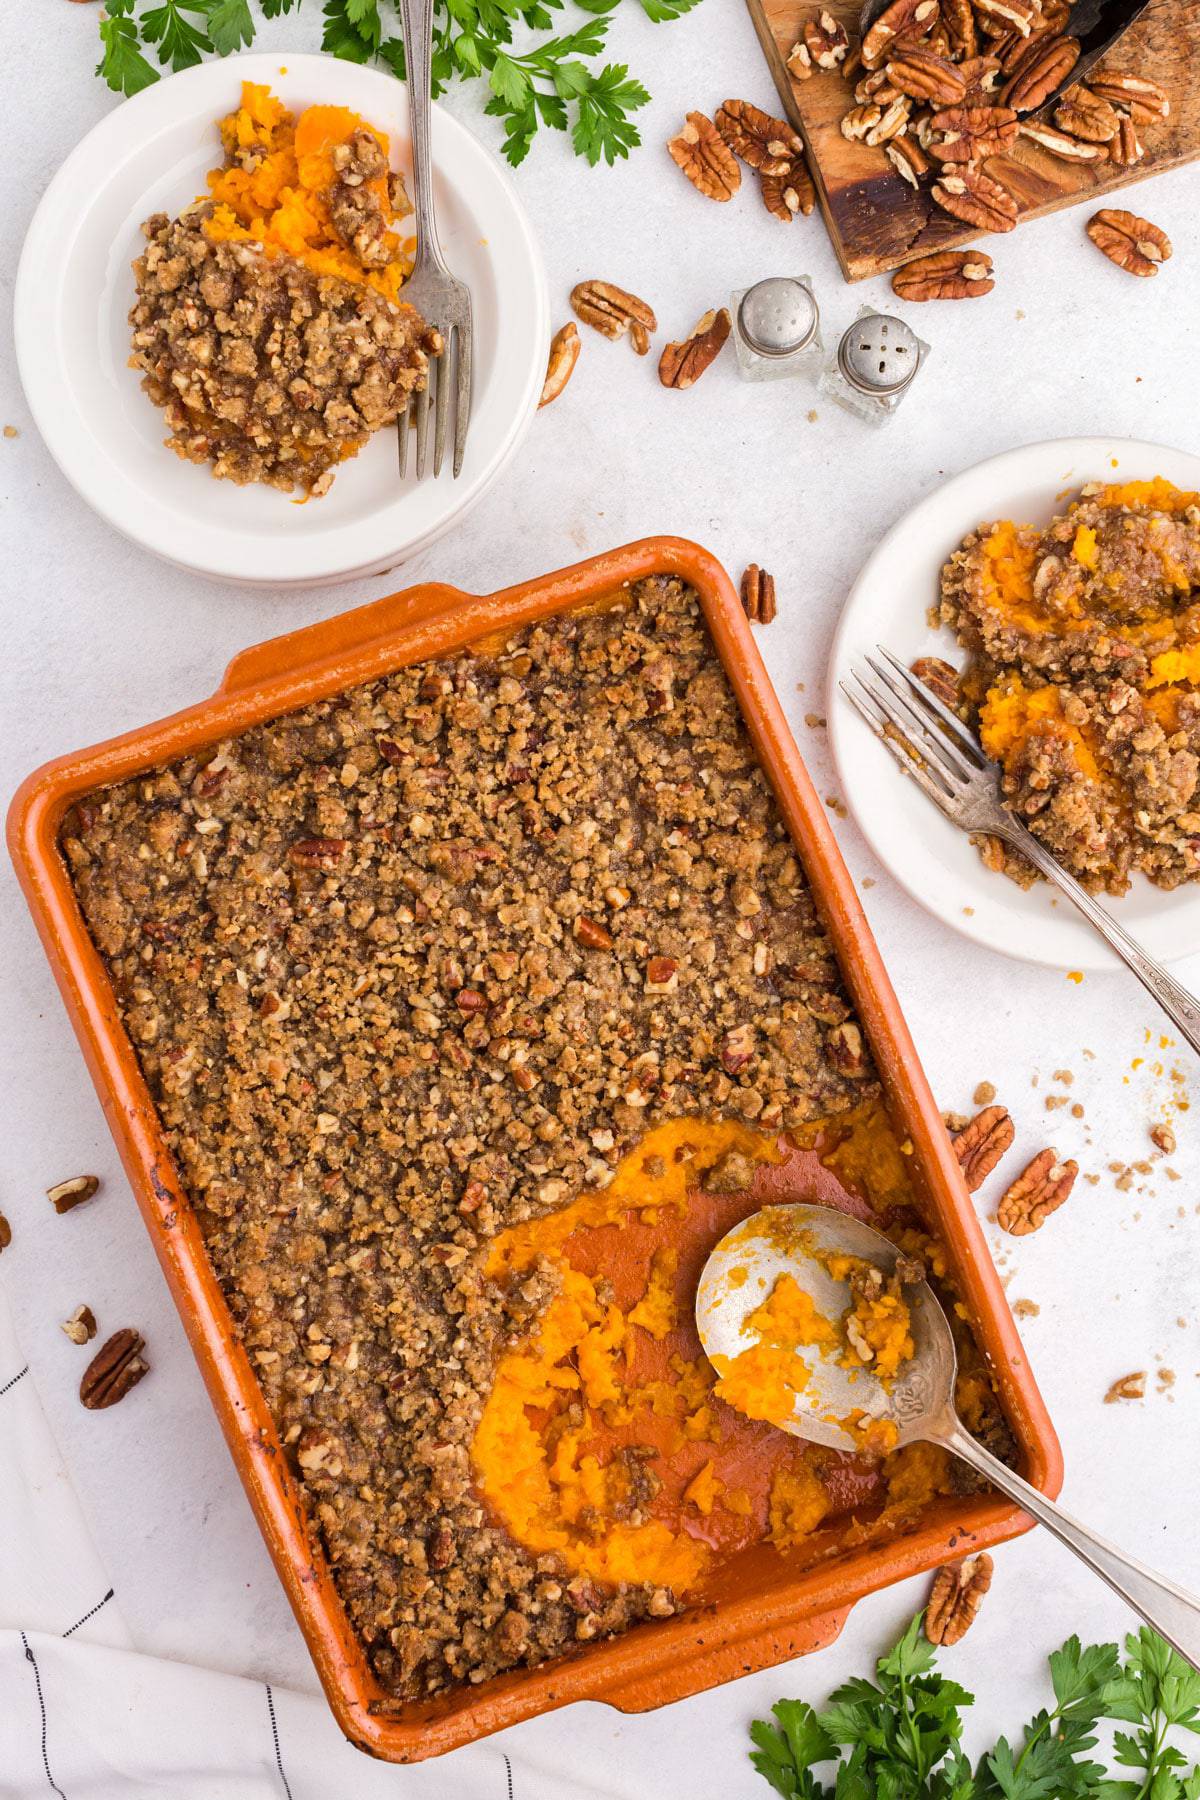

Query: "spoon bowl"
<box><xmin>698</xmin><ymin>1199</ymin><xmax>1200</xmax><ymax>1670</ymax></box>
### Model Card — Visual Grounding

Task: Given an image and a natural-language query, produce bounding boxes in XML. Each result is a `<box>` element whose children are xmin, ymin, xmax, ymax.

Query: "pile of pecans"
<box><xmin>787</xmin><ymin>0</ymin><xmax>1171</xmax><ymax>236</ymax></box>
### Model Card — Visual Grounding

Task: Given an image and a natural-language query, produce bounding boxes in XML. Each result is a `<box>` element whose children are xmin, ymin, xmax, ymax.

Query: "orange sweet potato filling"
<box><xmin>470</xmin><ymin>1108</ymin><xmax>963</xmax><ymax>1592</ymax></box>
<box><xmin>203</xmin><ymin>81</ymin><xmax>414</xmax><ymax>302</ymax></box>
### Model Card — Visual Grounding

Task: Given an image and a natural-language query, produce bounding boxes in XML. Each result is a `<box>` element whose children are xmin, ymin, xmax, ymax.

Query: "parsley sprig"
<box><xmin>751</xmin><ymin>1614</ymin><xmax>1200</xmax><ymax>1800</ymax></box>
<box><xmin>95</xmin><ymin>0</ymin><xmax>699</xmax><ymax>165</ymax></box>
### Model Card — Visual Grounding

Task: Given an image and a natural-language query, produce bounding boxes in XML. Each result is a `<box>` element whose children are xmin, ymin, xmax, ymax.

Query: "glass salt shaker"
<box><xmin>819</xmin><ymin>306</ymin><xmax>929</xmax><ymax>423</ymax></box>
<box><xmin>731</xmin><ymin>276</ymin><xmax>823</xmax><ymax>383</ymax></box>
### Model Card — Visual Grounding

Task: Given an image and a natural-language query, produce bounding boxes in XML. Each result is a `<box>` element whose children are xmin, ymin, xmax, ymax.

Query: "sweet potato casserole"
<box><xmin>62</xmin><ymin>576</ymin><xmax>1009</xmax><ymax>1699</ymax></box>
<box><xmin>939</xmin><ymin>477</ymin><xmax>1200</xmax><ymax>894</ymax></box>
<box><xmin>129</xmin><ymin>83</ymin><xmax>437</xmax><ymax>498</ymax></box>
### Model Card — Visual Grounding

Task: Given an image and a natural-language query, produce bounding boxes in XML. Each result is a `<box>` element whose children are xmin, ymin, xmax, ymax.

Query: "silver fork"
<box><xmin>395</xmin><ymin>0</ymin><xmax>473</xmax><ymax>478</ymax></box>
<box><xmin>843</xmin><ymin>646</ymin><xmax>1200</xmax><ymax>1055</ymax></box>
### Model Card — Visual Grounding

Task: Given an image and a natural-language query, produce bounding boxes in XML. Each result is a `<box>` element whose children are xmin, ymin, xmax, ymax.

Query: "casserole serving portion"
<box><xmin>9</xmin><ymin>539</ymin><xmax>1060</xmax><ymax>1761</ymax></box>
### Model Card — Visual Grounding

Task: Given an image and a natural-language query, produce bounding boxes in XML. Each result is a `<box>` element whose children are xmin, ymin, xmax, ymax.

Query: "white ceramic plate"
<box><xmin>14</xmin><ymin>52</ymin><xmax>547</xmax><ymax>588</ymax></box>
<box><xmin>828</xmin><ymin>436</ymin><xmax>1200</xmax><ymax>972</ymax></box>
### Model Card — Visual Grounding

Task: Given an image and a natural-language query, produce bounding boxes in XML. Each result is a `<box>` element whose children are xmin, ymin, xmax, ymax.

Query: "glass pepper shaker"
<box><xmin>819</xmin><ymin>306</ymin><xmax>929</xmax><ymax>423</ymax></box>
<box><xmin>731</xmin><ymin>276</ymin><xmax>823</xmax><ymax>383</ymax></box>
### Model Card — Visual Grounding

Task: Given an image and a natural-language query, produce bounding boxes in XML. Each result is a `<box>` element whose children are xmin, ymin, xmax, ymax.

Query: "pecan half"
<box><xmin>289</xmin><ymin>836</ymin><xmax>348</xmax><ymax>868</ymax></box>
<box><xmin>1087</xmin><ymin>208</ymin><xmax>1172</xmax><ymax>277</ymax></box>
<box><xmin>1018</xmin><ymin>119</ymin><xmax>1107</xmax><ymax>161</ymax></box>
<box><xmin>741</xmin><ymin>564</ymin><xmax>777</xmax><ymax>624</ymax></box>
<box><xmin>909</xmin><ymin>654</ymin><xmax>964</xmax><ymax>704</ymax></box>
<box><xmin>1104</xmin><ymin>1371</ymin><xmax>1146</xmax><ymax>1403</ymax></box>
<box><xmin>997</xmin><ymin>1148</ymin><xmax>1078</xmax><ymax>1234</ymax></box>
<box><xmin>952</xmin><ymin>1104</ymin><xmax>1014</xmax><ymax>1190</ymax></box>
<box><xmin>47</xmin><ymin>1175</ymin><xmax>100</xmax><ymax>1215</ymax></box>
<box><xmin>715</xmin><ymin>100</ymin><xmax>805</xmax><ymax>175</ymax></box>
<box><xmin>668</xmin><ymin>111</ymin><xmax>741</xmax><ymax>201</ymax></box>
<box><xmin>787</xmin><ymin>38</ymin><xmax>814</xmax><ymax>80</ymax></box>
<box><xmin>61</xmin><ymin>1304</ymin><xmax>98</xmax><ymax>1346</ymax></box>
<box><xmin>932</xmin><ymin>166</ymin><xmax>1018</xmax><ymax>231</ymax></box>
<box><xmin>574</xmin><ymin>915</ymin><xmax>614</xmax><ymax>950</ymax></box>
<box><xmin>0</xmin><ymin>1212</ymin><xmax>11</xmax><ymax>1253</ymax></box>
<box><xmin>804</xmin><ymin>10</ymin><xmax>850</xmax><ymax>69</ymax></box>
<box><xmin>865</xmin><ymin>96</ymin><xmax>913</xmax><ymax>144</ymax></box>
<box><xmin>539</xmin><ymin>323</ymin><xmax>579</xmax><ymax>408</ymax></box>
<box><xmin>893</xmin><ymin>249</ymin><xmax>994</xmax><ymax>299</ymax></box>
<box><xmin>1087</xmin><ymin>70</ymin><xmax>1170</xmax><ymax>125</ymax></box>
<box><xmin>761</xmin><ymin>161</ymin><xmax>816</xmax><ymax>219</ymax></box>
<box><xmin>80</xmin><ymin>1328</ymin><xmax>149</xmax><ymax>1409</ymax></box>
<box><xmin>1108</xmin><ymin>114</ymin><xmax>1144</xmax><ymax>167</ymax></box>
<box><xmin>925</xmin><ymin>1552</ymin><xmax>993</xmax><ymax>1645</ymax></box>
<box><xmin>862</xmin><ymin>0</ymin><xmax>940</xmax><ymax>69</ymax></box>
<box><xmin>974</xmin><ymin>0</ymin><xmax>1035</xmax><ymax>35</ymax></box>
<box><xmin>942</xmin><ymin>0</ymin><xmax>976</xmax><ymax>57</ymax></box>
<box><xmin>1055</xmin><ymin>84</ymin><xmax>1120</xmax><ymax>143</ymax></box>
<box><xmin>959</xmin><ymin>54</ymin><xmax>1002</xmax><ymax>102</ymax></box>
<box><xmin>886</xmin><ymin>136</ymin><xmax>933</xmax><ymax>185</ymax></box>
<box><xmin>929</xmin><ymin>103</ymin><xmax>1018</xmax><ymax>160</ymax></box>
<box><xmin>886</xmin><ymin>46</ymin><xmax>966</xmax><ymax>104</ymax></box>
<box><xmin>658</xmin><ymin>308</ymin><xmax>731</xmax><ymax>389</ymax></box>
<box><xmin>1001</xmin><ymin>33</ymin><xmax>1080</xmax><ymax>111</ymax></box>
<box><xmin>571</xmin><ymin>280</ymin><xmax>657</xmax><ymax>354</ymax></box>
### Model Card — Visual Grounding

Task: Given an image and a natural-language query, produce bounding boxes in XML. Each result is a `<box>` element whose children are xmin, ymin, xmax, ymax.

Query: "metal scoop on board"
<box><xmin>697</xmin><ymin>1202</ymin><xmax>1200</xmax><ymax>1667</ymax></box>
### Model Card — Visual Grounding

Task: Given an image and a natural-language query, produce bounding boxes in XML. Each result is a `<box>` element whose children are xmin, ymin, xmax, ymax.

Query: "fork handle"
<box><xmin>396</xmin><ymin>0</ymin><xmax>444</xmax><ymax>269</ymax></box>
<box><xmin>1002</xmin><ymin>823</ymin><xmax>1200</xmax><ymax>1053</ymax></box>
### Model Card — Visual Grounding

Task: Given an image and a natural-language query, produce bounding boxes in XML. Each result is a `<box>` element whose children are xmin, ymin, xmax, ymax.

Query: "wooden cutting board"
<box><xmin>743</xmin><ymin>0</ymin><xmax>1200</xmax><ymax>280</ymax></box>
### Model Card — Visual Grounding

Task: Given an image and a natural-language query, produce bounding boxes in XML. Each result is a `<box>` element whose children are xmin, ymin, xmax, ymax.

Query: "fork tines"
<box><xmin>398</xmin><ymin>317</ymin><xmax>472</xmax><ymax>481</ymax></box>
<box><xmin>839</xmin><ymin>647</ymin><xmax>993</xmax><ymax>823</ymax></box>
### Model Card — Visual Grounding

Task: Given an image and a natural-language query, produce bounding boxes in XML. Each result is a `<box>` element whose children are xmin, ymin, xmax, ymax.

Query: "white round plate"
<box><xmin>828</xmin><ymin>436</ymin><xmax>1200</xmax><ymax>972</ymax></box>
<box><xmin>14</xmin><ymin>52</ymin><xmax>548</xmax><ymax>588</ymax></box>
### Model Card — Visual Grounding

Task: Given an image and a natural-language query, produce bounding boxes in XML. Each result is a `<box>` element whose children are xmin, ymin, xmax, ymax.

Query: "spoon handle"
<box><xmin>941</xmin><ymin>1420</ymin><xmax>1200</xmax><ymax>1669</ymax></box>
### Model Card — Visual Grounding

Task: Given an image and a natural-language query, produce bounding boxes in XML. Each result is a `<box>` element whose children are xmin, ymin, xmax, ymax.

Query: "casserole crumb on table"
<box><xmin>62</xmin><ymin>575</ymin><xmax>1012</xmax><ymax>1700</ymax></box>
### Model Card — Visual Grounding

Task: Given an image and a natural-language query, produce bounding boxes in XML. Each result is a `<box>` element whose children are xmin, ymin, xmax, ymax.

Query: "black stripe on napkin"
<box><xmin>20</xmin><ymin>1632</ymin><xmax>68</xmax><ymax>1799</ymax></box>
<box><xmin>504</xmin><ymin>1752</ymin><xmax>515</xmax><ymax>1800</ymax></box>
<box><xmin>265</xmin><ymin>1684</ymin><xmax>294</xmax><ymax>1800</ymax></box>
<box><xmin>1</xmin><ymin>1363</ymin><xmax>30</xmax><ymax>1399</ymax></box>
<box><xmin>63</xmin><ymin>1589</ymin><xmax>115</xmax><ymax>1639</ymax></box>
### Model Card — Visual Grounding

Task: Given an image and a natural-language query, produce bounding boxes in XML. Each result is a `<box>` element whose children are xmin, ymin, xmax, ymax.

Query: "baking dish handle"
<box><xmin>600</xmin><ymin>1605</ymin><xmax>850</xmax><ymax>1714</ymax></box>
<box><xmin>215</xmin><ymin>582</ymin><xmax>476</xmax><ymax>696</ymax></box>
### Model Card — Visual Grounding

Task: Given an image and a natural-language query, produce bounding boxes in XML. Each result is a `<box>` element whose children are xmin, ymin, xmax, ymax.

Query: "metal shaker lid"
<box><xmin>737</xmin><ymin>277</ymin><xmax>819</xmax><ymax>358</ymax></box>
<box><xmin>837</xmin><ymin>312</ymin><xmax>921</xmax><ymax>396</ymax></box>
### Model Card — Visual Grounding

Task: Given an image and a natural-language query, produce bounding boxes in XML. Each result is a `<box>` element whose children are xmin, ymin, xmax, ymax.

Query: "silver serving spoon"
<box><xmin>697</xmin><ymin>1202</ymin><xmax>1200</xmax><ymax>1666</ymax></box>
<box><xmin>856</xmin><ymin>0</ymin><xmax>1151</xmax><ymax>115</ymax></box>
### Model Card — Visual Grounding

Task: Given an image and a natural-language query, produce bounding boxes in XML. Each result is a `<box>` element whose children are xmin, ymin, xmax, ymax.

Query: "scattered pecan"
<box><xmin>1087</xmin><ymin>70</ymin><xmax>1170</xmax><ymax>125</ymax></box>
<box><xmin>862</xmin><ymin>0</ymin><xmax>940</xmax><ymax>69</ymax></box>
<box><xmin>1109</xmin><ymin>115</ymin><xmax>1144</xmax><ymax>167</ymax></box>
<box><xmin>0</xmin><ymin>1212</ymin><xmax>11</xmax><ymax>1253</ymax></box>
<box><xmin>289</xmin><ymin>837</ymin><xmax>348</xmax><ymax>868</ymax></box>
<box><xmin>932</xmin><ymin>166</ymin><xmax>1018</xmax><ymax>232</ymax></box>
<box><xmin>1104</xmin><ymin>1371</ymin><xmax>1146</xmax><ymax>1403</ymax></box>
<box><xmin>574</xmin><ymin>915</ymin><xmax>615</xmax><ymax>950</ymax></box>
<box><xmin>740</xmin><ymin>564</ymin><xmax>777</xmax><ymax>624</ymax></box>
<box><xmin>908</xmin><ymin>656</ymin><xmax>963</xmax><ymax>708</ymax></box>
<box><xmin>667</xmin><ymin>111</ymin><xmax>741</xmax><ymax>202</ymax></box>
<box><xmin>570</xmin><ymin>280</ymin><xmax>657</xmax><ymax>355</ymax></box>
<box><xmin>721</xmin><ymin>1023</ymin><xmax>757</xmax><ymax>1074</ymax></box>
<box><xmin>61</xmin><ymin>1305</ymin><xmax>98</xmax><ymax>1346</ymax></box>
<box><xmin>887</xmin><ymin>46</ymin><xmax>966</xmax><ymax>104</ymax></box>
<box><xmin>828</xmin><ymin>1021</ymin><xmax>867</xmax><ymax>1077</ymax></box>
<box><xmin>973</xmin><ymin>0</ymin><xmax>1036</xmax><ymax>34</ymax></box>
<box><xmin>1150</xmin><ymin>1122</ymin><xmax>1176</xmax><ymax>1155</ymax></box>
<box><xmin>761</xmin><ymin>161</ymin><xmax>816</xmax><ymax>219</ymax></box>
<box><xmin>894</xmin><ymin>249</ymin><xmax>994</xmax><ymax>300</ymax></box>
<box><xmin>539</xmin><ymin>323</ymin><xmax>579</xmax><ymax>408</ymax></box>
<box><xmin>804</xmin><ymin>10</ymin><xmax>850</xmax><ymax>69</ymax></box>
<box><xmin>1054</xmin><ymin>84</ymin><xmax>1119</xmax><ymax>143</ymax></box>
<box><xmin>1087</xmin><ymin>208</ymin><xmax>1172</xmax><ymax>278</ymax></box>
<box><xmin>644</xmin><ymin>956</ymin><xmax>678</xmax><ymax>993</ymax></box>
<box><xmin>714</xmin><ymin>100</ymin><xmax>805</xmax><ymax>175</ymax></box>
<box><xmin>886</xmin><ymin>136</ymin><xmax>933</xmax><ymax>185</ymax></box>
<box><xmin>996</xmin><ymin>1148</ymin><xmax>1078</xmax><ymax>1235</ymax></box>
<box><xmin>80</xmin><ymin>1328</ymin><xmax>149</xmax><ymax>1409</ymax></box>
<box><xmin>657</xmin><ymin>308</ymin><xmax>731</xmax><ymax>390</ymax></box>
<box><xmin>925</xmin><ymin>1552</ymin><xmax>993</xmax><ymax>1645</ymax></box>
<box><xmin>787</xmin><ymin>38</ymin><xmax>814</xmax><ymax>80</ymax></box>
<box><xmin>47</xmin><ymin>1175</ymin><xmax>100</xmax><ymax>1215</ymax></box>
<box><xmin>928</xmin><ymin>103</ymin><xmax>1018</xmax><ymax>160</ymax></box>
<box><xmin>1017</xmin><ymin>119</ymin><xmax>1107</xmax><ymax>161</ymax></box>
<box><xmin>952</xmin><ymin>1104</ymin><xmax>1014</xmax><ymax>1191</ymax></box>
<box><xmin>942</xmin><ymin>0</ymin><xmax>976</xmax><ymax>58</ymax></box>
<box><xmin>1001</xmin><ymin>33</ymin><xmax>1079</xmax><ymax>111</ymax></box>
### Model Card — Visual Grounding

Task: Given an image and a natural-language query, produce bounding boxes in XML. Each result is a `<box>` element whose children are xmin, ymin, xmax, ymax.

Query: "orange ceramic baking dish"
<box><xmin>8</xmin><ymin>538</ymin><xmax>1061</xmax><ymax>1763</ymax></box>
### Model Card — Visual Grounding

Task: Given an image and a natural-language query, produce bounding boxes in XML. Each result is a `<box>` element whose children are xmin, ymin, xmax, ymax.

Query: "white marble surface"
<box><xmin>3</xmin><ymin>2</ymin><xmax>1200</xmax><ymax>1792</ymax></box>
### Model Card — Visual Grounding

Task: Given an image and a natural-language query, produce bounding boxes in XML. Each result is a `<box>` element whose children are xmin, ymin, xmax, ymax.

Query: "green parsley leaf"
<box><xmin>140</xmin><ymin>0</ymin><xmax>213</xmax><ymax>72</ymax></box>
<box><xmin>570</xmin><ymin>61</ymin><xmax>647</xmax><ymax>164</ymax></box>
<box><xmin>97</xmin><ymin>0</ymin><xmax>160</xmax><ymax>94</ymax></box>
<box><xmin>205</xmin><ymin>0</ymin><xmax>255</xmax><ymax>52</ymax></box>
